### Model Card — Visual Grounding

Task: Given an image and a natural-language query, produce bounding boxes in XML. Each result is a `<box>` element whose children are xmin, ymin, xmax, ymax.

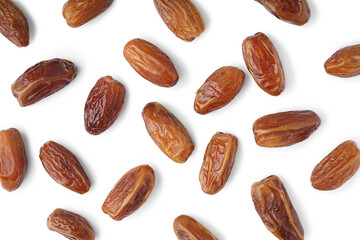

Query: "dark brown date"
<box><xmin>173</xmin><ymin>215</ymin><xmax>218</xmax><ymax>240</ymax></box>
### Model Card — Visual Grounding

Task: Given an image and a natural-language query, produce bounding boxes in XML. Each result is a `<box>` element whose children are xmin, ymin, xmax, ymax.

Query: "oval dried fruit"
<box><xmin>102</xmin><ymin>165</ymin><xmax>155</xmax><ymax>221</ymax></box>
<box><xmin>173</xmin><ymin>215</ymin><xmax>218</xmax><ymax>240</ymax></box>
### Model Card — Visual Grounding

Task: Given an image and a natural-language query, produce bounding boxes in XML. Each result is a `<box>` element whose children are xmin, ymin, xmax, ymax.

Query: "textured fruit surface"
<box><xmin>173</xmin><ymin>215</ymin><xmax>218</xmax><ymax>240</ymax></box>
<box><xmin>242</xmin><ymin>32</ymin><xmax>285</xmax><ymax>96</ymax></box>
<box><xmin>124</xmin><ymin>38</ymin><xmax>178</xmax><ymax>87</ymax></box>
<box><xmin>251</xmin><ymin>175</ymin><xmax>304</xmax><ymax>240</ymax></box>
<box><xmin>84</xmin><ymin>76</ymin><xmax>125</xmax><ymax>135</ymax></box>
<box><xmin>154</xmin><ymin>0</ymin><xmax>205</xmax><ymax>41</ymax></box>
<box><xmin>63</xmin><ymin>0</ymin><xmax>113</xmax><ymax>27</ymax></box>
<box><xmin>0</xmin><ymin>128</ymin><xmax>27</xmax><ymax>191</ymax></box>
<box><xmin>142</xmin><ymin>102</ymin><xmax>194</xmax><ymax>163</ymax></box>
<box><xmin>102</xmin><ymin>165</ymin><xmax>155</xmax><ymax>221</ymax></box>
<box><xmin>11</xmin><ymin>58</ymin><xmax>77</xmax><ymax>107</ymax></box>
<box><xmin>199</xmin><ymin>132</ymin><xmax>238</xmax><ymax>194</ymax></box>
<box><xmin>47</xmin><ymin>208</ymin><xmax>95</xmax><ymax>240</ymax></box>
<box><xmin>253</xmin><ymin>110</ymin><xmax>320</xmax><ymax>147</ymax></box>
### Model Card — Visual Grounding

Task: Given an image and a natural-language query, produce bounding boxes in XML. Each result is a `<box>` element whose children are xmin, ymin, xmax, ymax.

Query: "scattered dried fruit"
<box><xmin>173</xmin><ymin>215</ymin><xmax>218</xmax><ymax>240</ymax></box>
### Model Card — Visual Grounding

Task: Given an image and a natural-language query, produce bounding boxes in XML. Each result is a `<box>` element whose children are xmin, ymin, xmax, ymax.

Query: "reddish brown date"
<box><xmin>0</xmin><ymin>128</ymin><xmax>27</xmax><ymax>191</ymax></box>
<box><xmin>102</xmin><ymin>165</ymin><xmax>155</xmax><ymax>221</ymax></box>
<box><xmin>251</xmin><ymin>175</ymin><xmax>304</xmax><ymax>240</ymax></box>
<box><xmin>242</xmin><ymin>32</ymin><xmax>285</xmax><ymax>96</ymax></box>
<box><xmin>199</xmin><ymin>132</ymin><xmax>238</xmax><ymax>195</ymax></box>
<box><xmin>124</xmin><ymin>38</ymin><xmax>179</xmax><ymax>87</ymax></box>
<box><xmin>142</xmin><ymin>102</ymin><xmax>194</xmax><ymax>163</ymax></box>
<box><xmin>173</xmin><ymin>215</ymin><xmax>218</xmax><ymax>240</ymax></box>
<box><xmin>84</xmin><ymin>76</ymin><xmax>125</xmax><ymax>135</ymax></box>
<box><xmin>11</xmin><ymin>58</ymin><xmax>77</xmax><ymax>107</ymax></box>
<box><xmin>47</xmin><ymin>208</ymin><xmax>95</xmax><ymax>240</ymax></box>
<box><xmin>40</xmin><ymin>141</ymin><xmax>91</xmax><ymax>194</ymax></box>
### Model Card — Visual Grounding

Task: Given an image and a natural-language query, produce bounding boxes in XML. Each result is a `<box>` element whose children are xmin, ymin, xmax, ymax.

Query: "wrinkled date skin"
<box><xmin>0</xmin><ymin>0</ymin><xmax>29</xmax><ymax>47</ymax></box>
<box><xmin>84</xmin><ymin>76</ymin><xmax>125</xmax><ymax>135</ymax></box>
<box><xmin>124</xmin><ymin>38</ymin><xmax>179</xmax><ymax>87</ymax></box>
<box><xmin>40</xmin><ymin>141</ymin><xmax>91</xmax><ymax>194</ymax></box>
<box><xmin>102</xmin><ymin>165</ymin><xmax>155</xmax><ymax>221</ymax></box>
<box><xmin>63</xmin><ymin>0</ymin><xmax>113</xmax><ymax>27</ymax></box>
<box><xmin>142</xmin><ymin>102</ymin><xmax>194</xmax><ymax>163</ymax></box>
<box><xmin>242</xmin><ymin>32</ymin><xmax>285</xmax><ymax>96</ymax></box>
<box><xmin>154</xmin><ymin>0</ymin><xmax>205</xmax><ymax>41</ymax></box>
<box><xmin>256</xmin><ymin>0</ymin><xmax>311</xmax><ymax>26</ymax></box>
<box><xmin>11</xmin><ymin>58</ymin><xmax>77</xmax><ymax>107</ymax></box>
<box><xmin>199</xmin><ymin>132</ymin><xmax>238</xmax><ymax>194</ymax></box>
<box><xmin>0</xmin><ymin>128</ymin><xmax>27</xmax><ymax>191</ymax></box>
<box><xmin>194</xmin><ymin>66</ymin><xmax>245</xmax><ymax>114</ymax></box>
<box><xmin>311</xmin><ymin>140</ymin><xmax>360</xmax><ymax>190</ymax></box>
<box><xmin>47</xmin><ymin>208</ymin><xmax>95</xmax><ymax>240</ymax></box>
<box><xmin>251</xmin><ymin>175</ymin><xmax>304</xmax><ymax>240</ymax></box>
<box><xmin>173</xmin><ymin>215</ymin><xmax>218</xmax><ymax>240</ymax></box>
<box><xmin>253</xmin><ymin>110</ymin><xmax>320</xmax><ymax>147</ymax></box>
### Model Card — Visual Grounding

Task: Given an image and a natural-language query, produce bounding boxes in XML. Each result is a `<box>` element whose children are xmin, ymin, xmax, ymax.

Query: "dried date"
<box><xmin>173</xmin><ymin>215</ymin><xmax>218</xmax><ymax>240</ymax></box>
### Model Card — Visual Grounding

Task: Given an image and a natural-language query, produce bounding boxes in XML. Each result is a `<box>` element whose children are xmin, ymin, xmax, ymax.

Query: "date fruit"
<box><xmin>154</xmin><ymin>0</ymin><xmax>205</xmax><ymax>41</ymax></box>
<box><xmin>194</xmin><ymin>66</ymin><xmax>245</xmax><ymax>114</ymax></box>
<box><xmin>142</xmin><ymin>102</ymin><xmax>194</xmax><ymax>163</ymax></box>
<box><xmin>0</xmin><ymin>128</ymin><xmax>27</xmax><ymax>191</ymax></box>
<box><xmin>102</xmin><ymin>165</ymin><xmax>155</xmax><ymax>221</ymax></box>
<box><xmin>124</xmin><ymin>38</ymin><xmax>179</xmax><ymax>87</ymax></box>
<box><xmin>47</xmin><ymin>208</ymin><xmax>95</xmax><ymax>240</ymax></box>
<box><xmin>242</xmin><ymin>32</ymin><xmax>285</xmax><ymax>96</ymax></box>
<box><xmin>311</xmin><ymin>140</ymin><xmax>360</xmax><ymax>190</ymax></box>
<box><xmin>84</xmin><ymin>76</ymin><xmax>125</xmax><ymax>135</ymax></box>
<box><xmin>11</xmin><ymin>58</ymin><xmax>77</xmax><ymax>107</ymax></box>
<box><xmin>199</xmin><ymin>132</ymin><xmax>238</xmax><ymax>194</ymax></box>
<box><xmin>40</xmin><ymin>141</ymin><xmax>91</xmax><ymax>194</ymax></box>
<box><xmin>63</xmin><ymin>0</ymin><xmax>113</xmax><ymax>27</ymax></box>
<box><xmin>0</xmin><ymin>0</ymin><xmax>29</xmax><ymax>47</ymax></box>
<box><xmin>251</xmin><ymin>175</ymin><xmax>304</xmax><ymax>240</ymax></box>
<box><xmin>173</xmin><ymin>215</ymin><xmax>218</xmax><ymax>240</ymax></box>
<box><xmin>255</xmin><ymin>0</ymin><xmax>311</xmax><ymax>26</ymax></box>
<box><xmin>253</xmin><ymin>110</ymin><xmax>320</xmax><ymax>147</ymax></box>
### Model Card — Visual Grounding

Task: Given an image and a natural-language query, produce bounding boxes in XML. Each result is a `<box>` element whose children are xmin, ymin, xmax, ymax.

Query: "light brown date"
<box><xmin>173</xmin><ymin>215</ymin><xmax>218</xmax><ymax>240</ymax></box>
<box><xmin>102</xmin><ymin>165</ymin><xmax>155</xmax><ymax>221</ymax></box>
<box><xmin>0</xmin><ymin>128</ymin><xmax>27</xmax><ymax>191</ymax></box>
<box><xmin>251</xmin><ymin>175</ymin><xmax>304</xmax><ymax>240</ymax></box>
<box><xmin>199</xmin><ymin>132</ymin><xmax>238</xmax><ymax>194</ymax></box>
<box><xmin>253</xmin><ymin>110</ymin><xmax>320</xmax><ymax>147</ymax></box>
<box><xmin>40</xmin><ymin>141</ymin><xmax>91</xmax><ymax>194</ymax></box>
<box><xmin>194</xmin><ymin>66</ymin><xmax>245</xmax><ymax>114</ymax></box>
<box><xmin>242</xmin><ymin>32</ymin><xmax>285</xmax><ymax>96</ymax></box>
<box><xmin>142</xmin><ymin>102</ymin><xmax>194</xmax><ymax>163</ymax></box>
<box><xmin>47</xmin><ymin>208</ymin><xmax>95</xmax><ymax>240</ymax></box>
<box><xmin>311</xmin><ymin>140</ymin><xmax>360</xmax><ymax>190</ymax></box>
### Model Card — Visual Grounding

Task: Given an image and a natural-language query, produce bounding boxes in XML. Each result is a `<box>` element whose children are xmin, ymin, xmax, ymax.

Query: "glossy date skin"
<box><xmin>173</xmin><ymin>215</ymin><xmax>218</xmax><ymax>240</ymax></box>
<box><xmin>242</xmin><ymin>32</ymin><xmax>285</xmax><ymax>96</ymax></box>
<box><xmin>251</xmin><ymin>175</ymin><xmax>304</xmax><ymax>240</ymax></box>
<box><xmin>102</xmin><ymin>165</ymin><xmax>155</xmax><ymax>221</ymax></box>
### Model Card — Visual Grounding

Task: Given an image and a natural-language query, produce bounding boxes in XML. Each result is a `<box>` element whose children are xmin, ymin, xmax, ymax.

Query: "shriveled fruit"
<box><xmin>173</xmin><ymin>215</ymin><xmax>218</xmax><ymax>240</ymax></box>
<box><xmin>242</xmin><ymin>32</ymin><xmax>285</xmax><ymax>96</ymax></box>
<box><xmin>124</xmin><ymin>38</ymin><xmax>178</xmax><ymax>87</ymax></box>
<box><xmin>47</xmin><ymin>208</ymin><xmax>95</xmax><ymax>240</ymax></box>
<box><xmin>11</xmin><ymin>58</ymin><xmax>77</xmax><ymax>107</ymax></box>
<box><xmin>251</xmin><ymin>175</ymin><xmax>304</xmax><ymax>240</ymax></box>
<box><xmin>194</xmin><ymin>66</ymin><xmax>245</xmax><ymax>114</ymax></box>
<box><xmin>199</xmin><ymin>132</ymin><xmax>238</xmax><ymax>194</ymax></box>
<box><xmin>253</xmin><ymin>110</ymin><xmax>320</xmax><ymax>147</ymax></box>
<box><xmin>102</xmin><ymin>165</ymin><xmax>155</xmax><ymax>221</ymax></box>
<box><xmin>0</xmin><ymin>128</ymin><xmax>27</xmax><ymax>191</ymax></box>
<box><xmin>84</xmin><ymin>76</ymin><xmax>125</xmax><ymax>135</ymax></box>
<box><xmin>154</xmin><ymin>0</ymin><xmax>205</xmax><ymax>41</ymax></box>
<box><xmin>142</xmin><ymin>102</ymin><xmax>194</xmax><ymax>163</ymax></box>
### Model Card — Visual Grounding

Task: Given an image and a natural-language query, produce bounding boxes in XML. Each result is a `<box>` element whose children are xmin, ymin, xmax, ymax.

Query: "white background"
<box><xmin>1</xmin><ymin>0</ymin><xmax>360</xmax><ymax>239</ymax></box>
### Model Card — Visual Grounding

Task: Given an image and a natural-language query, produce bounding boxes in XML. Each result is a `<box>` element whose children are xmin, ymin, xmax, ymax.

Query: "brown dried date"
<box><xmin>0</xmin><ymin>128</ymin><xmax>27</xmax><ymax>191</ymax></box>
<box><xmin>102</xmin><ymin>165</ymin><xmax>155</xmax><ymax>221</ymax></box>
<box><xmin>251</xmin><ymin>175</ymin><xmax>304</xmax><ymax>240</ymax></box>
<box><xmin>142</xmin><ymin>102</ymin><xmax>194</xmax><ymax>163</ymax></box>
<box><xmin>40</xmin><ymin>141</ymin><xmax>91</xmax><ymax>194</ymax></box>
<box><xmin>173</xmin><ymin>215</ymin><xmax>218</xmax><ymax>240</ymax></box>
<box><xmin>199</xmin><ymin>132</ymin><xmax>238</xmax><ymax>194</ymax></box>
<box><xmin>242</xmin><ymin>32</ymin><xmax>285</xmax><ymax>96</ymax></box>
<box><xmin>124</xmin><ymin>38</ymin><xmax>179</xmax><ymax>87</ymax></box>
